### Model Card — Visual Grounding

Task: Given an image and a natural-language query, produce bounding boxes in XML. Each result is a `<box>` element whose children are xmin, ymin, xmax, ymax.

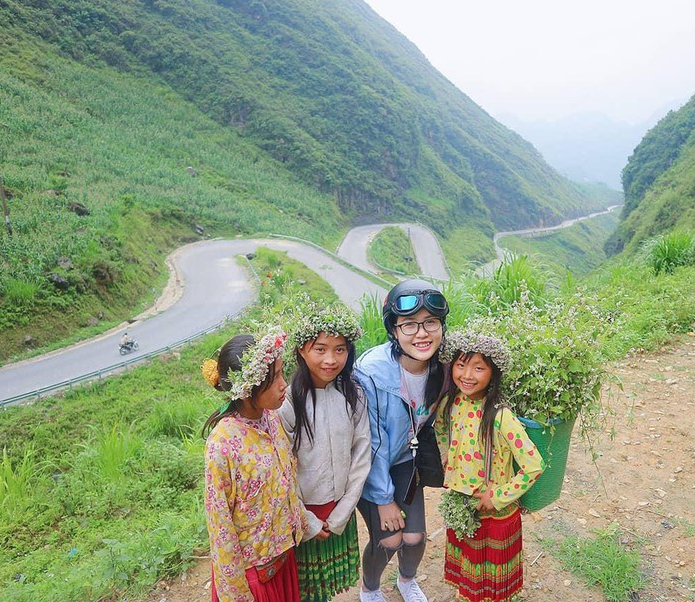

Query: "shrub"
<box><xmin>468</xmin><ymin>254</ymin><xmax>554</xmax><ymax>313</ymax></box>
<box><xmin>640</xmin><ymin>230</ymin><xmax>695</xmax><ymax>274</ymax></box>
<box><xmin>465</xmin><ymin>290</ymin><xmax>612</xmax><ymax>441</ymax></box>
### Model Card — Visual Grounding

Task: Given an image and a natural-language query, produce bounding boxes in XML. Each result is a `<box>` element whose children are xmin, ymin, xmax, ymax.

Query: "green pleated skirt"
<box><xmin>297</xmin><ymin>511</ymin><xmax>361</xmax><ymax>602</ymax></box>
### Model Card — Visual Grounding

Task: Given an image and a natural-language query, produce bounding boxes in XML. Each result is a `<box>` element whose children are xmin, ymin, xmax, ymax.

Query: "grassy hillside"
<box><xmin>606</xmin><ymin>94</ymin><xmax>695</xmax><ymax>254</ymax></box>
<box><xmin>0</xmin><ymin>0</ymin><xmax>603</xmax><ymax>229</ymax></box>
<box><xmin>499</xmin><ymin>211</ymin><xmax>620</xmax><ymax>277</ymax></box>
<box><xmin>0</xmin><ymin>0</ymin><xmax>609</xmax><ymax>355</ymax></box>
<box><xmin>0</xmin><ymin>39</ymin><xmax>347</xmax><ymax>358</ymax></box>
<box><xmin>2</xmin><ymin>245</ymin><xmax>694</xmax><ymax>601</ymax></box>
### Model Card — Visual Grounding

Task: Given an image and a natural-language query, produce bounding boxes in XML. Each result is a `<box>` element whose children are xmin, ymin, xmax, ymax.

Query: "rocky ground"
<box><xmin>141</xmin><ymin>335</ymin><xmax>695</xmax><ymax>602</ymax></box>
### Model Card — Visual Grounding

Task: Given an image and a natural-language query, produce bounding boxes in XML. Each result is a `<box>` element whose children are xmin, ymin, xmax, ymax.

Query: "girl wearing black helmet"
<box><xmin>354</xmin><ymin>279</ymin><xmax>449</xmax><ymax>602</ymax></box>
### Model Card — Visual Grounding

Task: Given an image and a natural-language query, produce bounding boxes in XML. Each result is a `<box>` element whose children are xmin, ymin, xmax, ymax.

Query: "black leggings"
<box><xmin>357</xmin><ymin>461</ymin><xmax>427</xmax><ymax>591</ymax></box>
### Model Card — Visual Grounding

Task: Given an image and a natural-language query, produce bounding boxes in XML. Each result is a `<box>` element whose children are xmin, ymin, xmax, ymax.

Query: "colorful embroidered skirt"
<box><xmin>211</xmin><ymin>548</ymin><xmax>300</xmax><ymax>602</ymax></box>
<box><xmin>297</xmin><ymin>503</ymin><xmax>361</xmax><ymax>602</ymax></box>
<box><xmin>444</xmin><ymin>506</ymin><xmax>523</xmax><ymax>602</ymax></box>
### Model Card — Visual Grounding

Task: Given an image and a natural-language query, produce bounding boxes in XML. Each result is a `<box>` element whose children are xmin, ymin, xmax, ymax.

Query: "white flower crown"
<box><xmin>290</xmin><ymin>301</ymin><xmax>363</xmax><ymax>348</ymax></box>
<box><xmin>439</xmin><ymin>328</ymin><xmax>511</xmax><ymax>375</ymax></box>
<box><xmin>226</xmin><ymin>326</ymin><xmax>288</xmax><ymax>400</ymax></box>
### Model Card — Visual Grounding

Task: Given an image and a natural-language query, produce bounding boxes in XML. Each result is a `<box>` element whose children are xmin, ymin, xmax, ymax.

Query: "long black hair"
<box><xmin>289</xmin><ymin>337</ymin><xmax>360</xmax><ymax>453</ymax></box>
<box><xmin>442</xmin><ymin>351</ymin><xmax>504</xmax><ymax>445</ymax></box>
<box><xmin>201</xmin><ymin>334</ymin><xmax>281</xmax><ymax>437</ymax></box>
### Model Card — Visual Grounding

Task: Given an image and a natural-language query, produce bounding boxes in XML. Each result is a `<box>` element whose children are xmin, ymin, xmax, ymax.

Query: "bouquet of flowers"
<box><xmin>438</xmin><ymin>490</ymin><xmax>481</xmax><ymax>539</ymax></box>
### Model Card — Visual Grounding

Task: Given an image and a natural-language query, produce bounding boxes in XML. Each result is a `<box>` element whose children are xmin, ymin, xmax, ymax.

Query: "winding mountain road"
<box><xmin>337</xmin><ymin>223</ymin><xmax>449</xmax><ymax>281</ymax></box>
<box><xmin>478</xmin><ymin>204</ymin><xmax>622</xmax><ymax>275</ymax></box>
<box><xmin>1</xmin><ymin>207</ymin><xmax>616</xmax><ymax>405</ymax></box>
<box><xmin>0</xmin><ymin>238</ymin><xmax>387</xmax><ymax>404</ymax></box>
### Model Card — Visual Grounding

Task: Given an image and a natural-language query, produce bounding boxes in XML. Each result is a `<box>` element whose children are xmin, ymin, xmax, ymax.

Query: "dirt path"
<box><xmin>141</xmin><ymin>335</ymin><xmax>695</xmax><ymax>602</ymax></box>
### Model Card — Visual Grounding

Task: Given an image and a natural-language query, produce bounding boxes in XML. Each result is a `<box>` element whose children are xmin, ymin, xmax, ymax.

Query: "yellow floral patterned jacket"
<box><xmin>434</xmin><ymin>395</ymin><xmax>545</xmax><ymax>511</ymax></box>
<box><xmin>205</xmin><ymin>410</ymin><xmax>306</xmax><ymax>602</ymax></box>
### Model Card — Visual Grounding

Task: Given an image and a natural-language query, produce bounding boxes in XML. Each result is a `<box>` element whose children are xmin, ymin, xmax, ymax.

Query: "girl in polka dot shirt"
<box><xmin>434</xmin><ymin>330</ymin><xmax>545</xmax><ymax>602</ymax></box>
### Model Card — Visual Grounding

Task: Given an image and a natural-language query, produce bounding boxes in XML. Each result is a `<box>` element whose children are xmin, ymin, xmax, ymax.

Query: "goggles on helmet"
<box><xmin>389</xmin><ymin>291</ymin><xmax>448</xmax><ymax>316</ymax></box>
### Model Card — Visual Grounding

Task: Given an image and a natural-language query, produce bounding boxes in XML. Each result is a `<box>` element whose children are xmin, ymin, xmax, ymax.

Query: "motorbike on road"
<box><xmin>118</xmin><ymin>340</ymin><xmax>139</xmax><ymax>355</ymax></box>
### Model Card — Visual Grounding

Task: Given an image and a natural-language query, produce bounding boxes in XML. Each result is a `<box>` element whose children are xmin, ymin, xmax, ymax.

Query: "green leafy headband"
<box><xmin>201</xmin><ymin>325</ymin><xmax>288</xmax><ymax>403</ymax></box>
<box><xmin>440</xmin><ymin>328</ymin><xmax>511</xmax><ymax>374</ymax></box>
<box><xmin>290</xmin><ymin>300</ymin><xmax>363</xmax><ymax>348</ymax></box>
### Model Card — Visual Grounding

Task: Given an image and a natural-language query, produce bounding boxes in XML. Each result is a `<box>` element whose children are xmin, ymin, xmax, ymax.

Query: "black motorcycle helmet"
<box><xmin>382</xmin><ymin>278</ymin><xmax>449</xmax><ymax>342</ymax></box>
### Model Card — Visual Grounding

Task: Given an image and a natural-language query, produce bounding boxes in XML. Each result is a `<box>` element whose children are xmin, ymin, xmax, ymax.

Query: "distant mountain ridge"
<box><xmin>498</xmin><ymin>102</ymin><xmax>685</xmax><ymax>190</ymax></box>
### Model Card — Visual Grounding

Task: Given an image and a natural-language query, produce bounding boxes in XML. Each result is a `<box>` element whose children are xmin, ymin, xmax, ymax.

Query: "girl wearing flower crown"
<box><xmin>201</xmin><ymin>326</ymin><xmax>321</xmax><ymax>602</ymax></box>
<box><xmin>277</xmin><ymin>302</ymin><xmax>371</xmax><ymax>602</ymax></box>
<box><xmin>434</xmin><ymin>329</ymin><xmax>545</xmax><ymax>602</ymax></box>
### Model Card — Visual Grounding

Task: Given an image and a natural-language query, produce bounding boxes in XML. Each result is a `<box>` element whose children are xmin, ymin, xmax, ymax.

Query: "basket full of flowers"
<box><xmin>468</xmin><ymin>295</ymin><xmax>608</xmax><ymax>511</ymax></box>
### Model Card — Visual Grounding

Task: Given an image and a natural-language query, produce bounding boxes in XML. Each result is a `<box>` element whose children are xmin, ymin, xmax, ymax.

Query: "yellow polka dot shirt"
<box><xmin>434</xmin><ymin>395</ymin><xmax>546</xmax><ymax>511</ymax></box>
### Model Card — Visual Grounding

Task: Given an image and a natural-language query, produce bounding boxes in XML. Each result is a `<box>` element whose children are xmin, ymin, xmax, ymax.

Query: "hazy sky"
<box><xmin>363</xmin><ymin>0</ymin><xmax>695</xmax><ymax>124</ymax></box>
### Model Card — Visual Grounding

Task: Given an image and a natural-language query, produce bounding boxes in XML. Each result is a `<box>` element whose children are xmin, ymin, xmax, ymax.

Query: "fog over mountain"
<box><xmin>498</xmin><ymin>99</ymin><xmax>687</xmax><ymax>190</ymax></box>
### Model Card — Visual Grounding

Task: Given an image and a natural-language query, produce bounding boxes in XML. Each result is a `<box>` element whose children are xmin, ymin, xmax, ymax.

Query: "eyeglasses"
<box><xmin>396</xmin><ymin>318</ymin><xmax>442</xmax><ymax>336</ymax></box>
<box><xmin>394</xmin><ymin>292</ymin><xmax>447</xmax><ymax>315</ymax></box>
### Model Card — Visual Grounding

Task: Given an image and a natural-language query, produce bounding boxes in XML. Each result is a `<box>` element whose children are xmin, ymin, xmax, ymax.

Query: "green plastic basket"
<box><xmin>516</xmin><ymin>416</ymin><xmax>576</xmax><ymax>512</ymax></box>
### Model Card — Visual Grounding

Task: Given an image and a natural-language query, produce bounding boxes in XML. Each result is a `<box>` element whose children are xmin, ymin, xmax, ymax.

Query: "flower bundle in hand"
<box><xmin>438</xmin><ymin>490</ymin><xmax>481</xmax><ymax>539</ymax></box>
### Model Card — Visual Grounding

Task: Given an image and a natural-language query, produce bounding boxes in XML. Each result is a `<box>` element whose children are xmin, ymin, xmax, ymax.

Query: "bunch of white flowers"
<box><xmin>438</xmin><ymin>490</ymin><xmax>481</xmax><ymax>539</ymax></box>
<box><xmin>289</xmin><ymin>297</ymin><xmax>363</xmax><ymax>348</ymax></box>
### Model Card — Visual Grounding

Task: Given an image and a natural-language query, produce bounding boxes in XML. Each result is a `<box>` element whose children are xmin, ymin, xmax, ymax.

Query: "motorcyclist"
<box><xmin>120</xmin><ymin>332</ymin><xmax>133</xmax><ymax>348</ymax></box>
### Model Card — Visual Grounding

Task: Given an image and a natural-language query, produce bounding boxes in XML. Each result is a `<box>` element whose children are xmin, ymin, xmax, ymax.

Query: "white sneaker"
<box><xmin>360</xmin><ymin>588</ymin><xmax>387</xmax><ymax>602</ymax></box>
<box><xmin>397</xmin><ymin>578</ymin><xmax>428</xmax><ymax>602</ymax></box>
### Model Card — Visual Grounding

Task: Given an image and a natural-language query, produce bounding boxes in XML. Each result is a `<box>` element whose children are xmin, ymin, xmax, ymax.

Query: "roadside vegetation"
<box><xmin>499</xmin><ymin>211</ymin><xmax>620</xmax><ymax>277</ymax></box>
<box><xmin>366</xmin><ymin>226</ymin><xmax>418</xmax><ymax>276</ymax></box>
<box><xmin>544</xmin><ymin>524</ymin><xmax>646</xmax><ymax>602</ymax></box>
<box><xmin>2</xmin><ymin>236</ymin><xmax>694</xmax><ymax>602</ymax></box>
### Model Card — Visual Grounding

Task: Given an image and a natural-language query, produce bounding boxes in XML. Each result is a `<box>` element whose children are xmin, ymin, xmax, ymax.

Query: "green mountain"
<box><xmin>0</xmin><ymin>0</ymin><xmax>606</xmax><ymax>354</ymax></box>
<box><xmin>606</xmin><ymin>94</ymin><xmax>695</xmax><ymax>254</ymax></box>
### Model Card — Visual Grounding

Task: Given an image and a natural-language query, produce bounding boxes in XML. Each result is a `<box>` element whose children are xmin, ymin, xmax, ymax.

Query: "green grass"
<box><xmin>2</xmin><ymin>235</ymin><xmax>694</xmax><ymax>601</ymax></box>
<box><xmin>639</xmin><ymin>230</ymin><xmax>695</xmax><ymax>275</ymax></box>
<box><xmin>0</xmin><ymin>248</ymin><xmax>335</xmax><ymax>602</ymax></box>
<box><xmin>367</xmin><ymin>226</ymin><xmax>418</xmax><ymax>275</ymax></box>
<box><xmin>551</xmin><ymin>524</ymin><xmax>646</xmax><ymax>602</ymax></box>
<box><xmin>0</xmin><ymin>446</ymin><xmax>44</xmax><ymax>524</ymax></box>
<box><xmin>499</xmin><ymin>211</ymin><xmax>620</xmax><ymax>277</ymax></box>
<box><xmin>0</xmin><ymin>38</ymin><xmax>348</xmax><ymax>360</ymax></box>
<box><xmin>441</xmin><ymin>222</ymin><xmax>496</xmax><ymax>276</ymax></box>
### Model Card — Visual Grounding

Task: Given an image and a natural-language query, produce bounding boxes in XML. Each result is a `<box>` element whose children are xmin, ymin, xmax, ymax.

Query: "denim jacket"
<box><xmin>354</xmin><ymin>342</ymin><xmax>415</xmax><ymax>505</ymax></box>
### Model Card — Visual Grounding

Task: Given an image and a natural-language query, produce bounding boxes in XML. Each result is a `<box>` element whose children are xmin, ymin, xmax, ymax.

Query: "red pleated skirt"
<box><xmin>444</xmin><ymin>506</ymin><xmax>523</xmax><ymax>602</ymax></box>
<box><xmin>211</xmin><ymin>547</ymin><xmax>300</xmax><ymax>602</ymax></box>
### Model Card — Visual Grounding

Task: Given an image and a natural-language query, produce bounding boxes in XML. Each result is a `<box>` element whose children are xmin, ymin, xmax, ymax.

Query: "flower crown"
<box><xmin>290</xmin><ymin>301</ymin><xmax>363</xmax><ymax>348</ymax></box>
<box><xmin>439</xmin><ymin>328</ymin><xmax>511</xmax><ymax>374</ymax></box>
<box><xmin>201</xmin><ymin>326</ymin><xmax>288</xmax><ymax>399</ymax></box>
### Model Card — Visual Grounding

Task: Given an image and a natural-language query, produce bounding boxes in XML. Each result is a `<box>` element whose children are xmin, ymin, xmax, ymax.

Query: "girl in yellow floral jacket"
<box><xmin>434</xmin><ymin>330</ymin><xmax>545</xmax><ymax>602</ymax></box>
<box><xmin>201</xmin><ymin>327</ymin><xmax>321</xmax><ymax>602</ymax></box>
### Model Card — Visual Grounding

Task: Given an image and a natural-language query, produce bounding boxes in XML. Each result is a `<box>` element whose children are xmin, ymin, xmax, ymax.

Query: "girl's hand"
<box><xmin>378</xmin><ymin>502</ymin><xmax>405</xmax><ymax>532</ymax></box>
<box><xmin>473</xmin><ymin>489</ymin><xmax>495</xmax><ymax>512</ymax></box>
<box><xmin>313</xmin><ymin>521</ymin><xmax>331</xmax><ymax>540</ymax></box>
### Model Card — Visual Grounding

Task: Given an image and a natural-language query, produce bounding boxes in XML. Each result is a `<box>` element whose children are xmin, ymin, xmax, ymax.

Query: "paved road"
<box><xmin>478</xmin><ymin>204</ymin><xmax>622</xmax><ymax>275</ymax></box>
<box><xmin>336</xmin><ymin>223</ymin><xmax>449</xmax><ymax>281</ymax></box>
<box><xmin>1</xmin><ymin>207</ymin><xmax>615</xmax><ymax>404</ymax></box>
<box><xmin>0</xmin><ymin>238</ymin><xmax>386</xmax><ymax>404</ymax></box>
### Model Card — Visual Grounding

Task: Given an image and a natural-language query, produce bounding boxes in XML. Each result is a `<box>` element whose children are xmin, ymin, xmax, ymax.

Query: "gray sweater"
<box><xmin>278</xmin><ymin>381</ymin><xmax>371</xmax><ymax>535</ymax></box>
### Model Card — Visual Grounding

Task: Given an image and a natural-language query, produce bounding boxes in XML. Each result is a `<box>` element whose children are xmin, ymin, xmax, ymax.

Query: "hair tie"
<box><xmin>217</xmin><ymin>400</ymin><xmax>233</xmax><ymax>416</ymax></box>
<box><xmin>201</xmin><ymin>358</ymin><xmax>220</xmax><ymax>388</ymax></box>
